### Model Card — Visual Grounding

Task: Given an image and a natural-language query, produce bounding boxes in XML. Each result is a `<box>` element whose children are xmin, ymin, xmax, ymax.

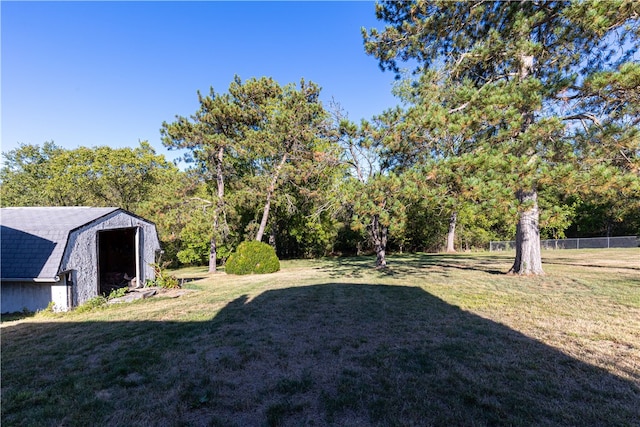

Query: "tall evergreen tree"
<box><xmin>162</xmin><ymin>76</ymin><xmax>277</xmax><ymax>272</ymax></box>
<box><xmin>242</xmin><ymin>79</ymin><xmax>334</xmax><ymax>243</ymax></box>
<box><xmin>163</xmin><ymin>77</ymin><xmax>339</xmax><ymax>266</ymax></box>
<box><xmin>364</xmin><ymin>0</ymin><xmax>639</xmax><ymax>274</ymax></box>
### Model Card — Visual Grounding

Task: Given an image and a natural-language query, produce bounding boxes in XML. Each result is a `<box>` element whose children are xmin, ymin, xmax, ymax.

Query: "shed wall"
<box><xmin>62</xmin><ymin>211</ymin><xmax>161</xmax><ymax>306</ymax></box>
<box><xmin>1</xmin><ymin>282</ymin><xmax>60</xmax><ymax>313</ymax></box>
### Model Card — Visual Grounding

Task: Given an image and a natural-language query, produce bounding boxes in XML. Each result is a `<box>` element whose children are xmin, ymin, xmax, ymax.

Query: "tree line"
<box><xmin>2</xmin><ymin>1</ymin><xmax>638</xmax><ymax>275</ymax></box>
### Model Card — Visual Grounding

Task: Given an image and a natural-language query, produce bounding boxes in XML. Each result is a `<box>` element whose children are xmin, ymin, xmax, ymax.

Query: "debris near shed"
<box><xmin>107</xmin><ymin>287</ymin><xmax>192</xmax><ymax>305</ymax></box>
<box><xmin>101</xmin><ymin>272</ymin><xmax>141</xmax><ymax>295</ymax></box>
<box><xmin>108</xmin><ymin>288</ymin><xmax>156</xmax><ymax>304</ymax></box>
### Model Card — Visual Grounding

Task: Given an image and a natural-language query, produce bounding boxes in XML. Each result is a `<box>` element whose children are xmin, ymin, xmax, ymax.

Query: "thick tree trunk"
<box><xmin>446</xmin><ymin>211</ymin><xmax>457</xmax><ymax>253</ymax></box>
<box><xmin>370</xmin><ymin>214</ymin><xmax>388</xmax><ymax>268</ymax></box>
<box><xmin>256</xmin><ymin>153</ymin><xmax>288</xmax><ymax>242</ymax></box>
<box><xmin>508</xmin><ymin>54</ymin><xmax>543</xmax><ymax>275</ymax></box>
<box><xmin>509</xmin><ymin>189</ymin><xmax>544</xmax><ymax>275</ymax></box>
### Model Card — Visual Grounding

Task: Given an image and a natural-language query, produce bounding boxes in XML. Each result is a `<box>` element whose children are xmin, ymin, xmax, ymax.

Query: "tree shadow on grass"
<box><xmin>323</xmin><ymin>253</ymin><xmax>509</xmax><ymax>278</ymax></box>
<box><xmin>389</xmin><ymin>253</ymin><xmax>509</xmax><ymax>276</ymax></box>
<box><xmin>541</xmin><ymin>259</ymin><xmax>640</xmax><ymax>272</ymax></box>
<box><xmin>2</xmin><ymin>284</ymin><xmax>638</xmax><ymax>426</ymax></box>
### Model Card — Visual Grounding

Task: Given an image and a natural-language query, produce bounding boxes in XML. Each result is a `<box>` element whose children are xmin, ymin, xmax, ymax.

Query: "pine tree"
<box><xmin>161</xmin><ymin>76</ymin><xmax>258</xmax><ymax>272</ymax></box>
<box><xmin>336</xmin><ymin>110</ymin><xmax>415</xmax><ymax>267</ymax></box>
<box><xmin>163</xmin><ymin>77</ymin><xmax>339</xmax><ymax>266</ymax></box>
<box><xmin>364</xmin><ymin>0</ymin><xmax>639</xmax><ymax>274</ymax></box>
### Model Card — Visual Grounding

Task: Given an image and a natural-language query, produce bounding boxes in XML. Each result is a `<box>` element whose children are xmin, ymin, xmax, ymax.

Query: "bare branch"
<box><xmin>448</xmin><ymin>102</ymin><xmax>470</xmax><ymax>114</ymax></box>
<box><xmin>619</xmin><ymin>149</ymin><xmax>633</xmax><ymax>164</ymax></box>
<box><xmin>189</xmin><ymin>197</ymin><xmax>213</xmax><ymax>206</ymax></box>
<box><xmin>562</xmin><ymin>113</ymin><xmax>603</xmax><ymax>128</ymax></box>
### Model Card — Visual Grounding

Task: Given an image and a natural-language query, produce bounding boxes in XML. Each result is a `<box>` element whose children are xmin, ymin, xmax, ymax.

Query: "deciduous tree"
<box><xmin>1</xmin><ymin>141</ymin><xmax>176</xmax><ymax>211</ymax></box>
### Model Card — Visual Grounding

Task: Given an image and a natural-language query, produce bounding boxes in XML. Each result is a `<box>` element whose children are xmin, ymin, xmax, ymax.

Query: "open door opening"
<box><xmin>98</xmin><ymin>228</ymin><xmax>138</xmax><ymax>295</ymax></box>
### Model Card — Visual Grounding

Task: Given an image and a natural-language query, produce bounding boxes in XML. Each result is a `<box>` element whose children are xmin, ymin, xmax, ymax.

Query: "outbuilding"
<box><xmin>1</xmin><ymin>207</ymin><xmax>161</xmax><ymax>313</ymax></box>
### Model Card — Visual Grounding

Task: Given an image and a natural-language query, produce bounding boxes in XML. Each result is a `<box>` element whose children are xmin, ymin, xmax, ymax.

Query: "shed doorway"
<box><xmin>98</xmin><ymin>227</ymin><xmax>140</xmax><ymax>295</ymax></box>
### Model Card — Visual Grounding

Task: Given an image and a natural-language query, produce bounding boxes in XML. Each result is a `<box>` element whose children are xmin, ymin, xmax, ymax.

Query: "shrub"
<box><xmin>148</xmin><ymin>262</ymin><xmax>181</xmax><ymax>289</ymax></box>
<box><xmin>225</xmin><ymin>241</ymin><xmax>280</xmax><ymax>275</ymax></box>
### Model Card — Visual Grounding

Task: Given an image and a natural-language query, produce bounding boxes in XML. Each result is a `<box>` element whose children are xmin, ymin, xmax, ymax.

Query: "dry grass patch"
<box><xmin>2</xmin><ymin>249</ymin><xmax>639</xmax><ymax>426</ymax></box>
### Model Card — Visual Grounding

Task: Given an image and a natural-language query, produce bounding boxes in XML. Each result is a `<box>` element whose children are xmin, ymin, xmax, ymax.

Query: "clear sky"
<box><xmin>1</xmin><ymin>1</ymin><xmax>402</xmax><ymax>165</ymax></box>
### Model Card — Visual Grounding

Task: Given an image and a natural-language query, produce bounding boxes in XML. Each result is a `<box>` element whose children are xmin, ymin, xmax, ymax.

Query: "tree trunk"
<box><xmin>370</xmin><ymin>214</ymin><xmax>388</xmax><ymax>268</ymax></box>
<box><xmin>268</xmin><ymin>223</ymin><xmax>277</xmax><ymax>249</ymax></box>
<box><xmin>256</xmin><ymin>153</ymin><xmax>288</xmax><ymax>242</ymax></box>
<box><xmin>377</xmin><ymin>225</ymin><xmax>388</xmax><ymax>268</ymax></box>
<box><xmin>256</xmin><ymin>195</ymin><xmax>271</xmax><ymax>243</ymax></box>
<box><xmin>446</xmin><ymin>211</ymin><xmax>457</xmax><ymax>253</ymax></box>
<box><xmin>509</xmin><ymin>189</ymin><xmax>544</xmax><ymax>275</ymax></box>
<box><xmin>508</xmin><ymin>55</ymin><xmax>544</xmax><ymax>275</ymax></box>
<box><xmin>209</xmin><ymin>146</ymin><xmax>226</xmax><ymax>273</ymax></box>
<box><xmin>209</xmin><ymin>236</ymin><xmax>217</xmax><ymax>273</ymax></box>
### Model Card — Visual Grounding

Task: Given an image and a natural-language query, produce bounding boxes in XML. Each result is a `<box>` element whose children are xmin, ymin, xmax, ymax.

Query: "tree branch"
<box><xmin>561</xmin><ymin>112</ymin><xmax>603</xmax><ymax>128</ymax></box>
<box><xmin>448</xmin><ymin>102</ymin><xmax>470</xmax><ymax>114</ymax></box>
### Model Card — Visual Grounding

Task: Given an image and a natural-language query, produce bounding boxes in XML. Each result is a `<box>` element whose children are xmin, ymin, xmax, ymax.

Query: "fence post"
<box><xmin>577</xmin><ymin>238</ymin><xmax>579</xmax><ymax>249</ymax></box>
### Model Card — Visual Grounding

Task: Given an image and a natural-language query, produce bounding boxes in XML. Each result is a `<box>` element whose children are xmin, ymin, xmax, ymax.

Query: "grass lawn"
<box><xmin>2</xmin><ymin>249</ymin><xmax>639</xmax><ymax>426</ymax></box>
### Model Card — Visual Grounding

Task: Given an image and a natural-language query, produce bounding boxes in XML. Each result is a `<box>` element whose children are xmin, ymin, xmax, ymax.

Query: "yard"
<box><xmin>2</xmin><ymin>249</ymin><xmax>639</xmax><ymax>426</ymax></box>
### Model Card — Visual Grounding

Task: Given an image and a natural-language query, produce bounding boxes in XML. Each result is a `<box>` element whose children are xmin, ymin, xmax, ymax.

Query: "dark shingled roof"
<box><xmin>1</xmin><ymin>207</ymin><xmax>118</xmax><ymax>280</ymax></box>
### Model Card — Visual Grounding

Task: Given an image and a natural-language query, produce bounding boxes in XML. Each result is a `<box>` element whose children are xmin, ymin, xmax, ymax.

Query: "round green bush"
<box><xmin>225</xmin><ymin>241</ymin><xmax>280</xmax><ymax>275</ymax></box>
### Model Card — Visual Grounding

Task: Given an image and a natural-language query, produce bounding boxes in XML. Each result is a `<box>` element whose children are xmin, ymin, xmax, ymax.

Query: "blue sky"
<box><xmin>1</xmin><ymin>1</ymin><xmax>402</xmax><ymax>165</ymax></box>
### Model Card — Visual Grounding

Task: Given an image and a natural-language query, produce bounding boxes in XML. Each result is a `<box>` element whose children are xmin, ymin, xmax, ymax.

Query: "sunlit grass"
<box><xmin>2</xmin><ymin>249</ymin><xmax>639</xmax><ymax>426</ymax></box>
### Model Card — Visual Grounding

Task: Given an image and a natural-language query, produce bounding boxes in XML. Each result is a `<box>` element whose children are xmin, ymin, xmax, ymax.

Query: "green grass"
<box><xmin>2</xmin><ymin>249</ymin><xmax>639</xmax><ymax>426</ymax></box>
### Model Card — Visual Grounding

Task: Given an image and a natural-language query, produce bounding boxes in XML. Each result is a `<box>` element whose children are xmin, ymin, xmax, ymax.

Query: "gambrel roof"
<box><xmin>1</xmin><ymin>207</ymin><xmax>119</xmax><ymax>280</ymax></box>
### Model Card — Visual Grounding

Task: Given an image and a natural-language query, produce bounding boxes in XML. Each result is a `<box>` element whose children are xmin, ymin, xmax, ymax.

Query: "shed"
<box><xmin>1</xmin><ymin>207</ymin><xmax>161</xmax><ymax>313</ymax></box>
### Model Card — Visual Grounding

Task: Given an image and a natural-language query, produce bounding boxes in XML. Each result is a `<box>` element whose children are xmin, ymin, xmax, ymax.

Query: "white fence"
<box><xmin>489</xmin><ymin>236</ymin><xmax>639</xmax><ymax>251</ymax></box>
